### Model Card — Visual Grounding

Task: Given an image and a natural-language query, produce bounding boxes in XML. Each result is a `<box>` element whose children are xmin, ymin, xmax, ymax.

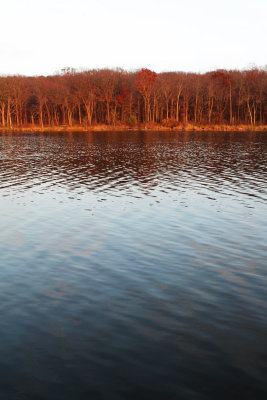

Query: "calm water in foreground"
<box><xmin>0</xmin><ymin>131</ymin><xmax>267</xmax><ymax>399</ymax></box>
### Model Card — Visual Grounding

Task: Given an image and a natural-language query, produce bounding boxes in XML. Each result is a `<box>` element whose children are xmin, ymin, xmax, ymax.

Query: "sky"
<box><xmin>0</xmin><ymin>0</ymin><xmax>266</xmax><ymax>76</ymax></box>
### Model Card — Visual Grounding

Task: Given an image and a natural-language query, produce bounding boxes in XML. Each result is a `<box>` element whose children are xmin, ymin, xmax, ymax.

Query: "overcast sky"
<box><xmin>0</xmin><ymin>0</ymin><xmax>266</xmax><ymax>76</ymax></box>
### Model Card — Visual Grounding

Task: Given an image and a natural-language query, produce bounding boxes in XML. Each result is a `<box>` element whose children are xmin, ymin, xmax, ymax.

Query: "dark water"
<box><xmin>0</xmin><ymin>131</ymin><xmax>267</xmax><ymax>400</ymax></box>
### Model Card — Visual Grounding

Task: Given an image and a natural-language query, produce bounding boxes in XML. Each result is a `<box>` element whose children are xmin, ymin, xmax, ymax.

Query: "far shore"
<box><xmin>0</xmin><ymin>124</ymin><xmax>266</xmax><ymax>133</ymax></box>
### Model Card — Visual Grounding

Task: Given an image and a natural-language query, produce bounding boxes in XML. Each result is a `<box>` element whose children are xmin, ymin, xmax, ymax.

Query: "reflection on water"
<box><xmin>0</xmin><ymin>131</ymin><xmax>267</xmax><ymax>399</ymax></box>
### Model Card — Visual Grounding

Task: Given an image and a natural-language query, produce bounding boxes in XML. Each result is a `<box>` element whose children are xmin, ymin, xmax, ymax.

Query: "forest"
<box><xmin>0</xmin><ymin>67</ymin><xmax>266</xmax><ymax>130</ymax></box>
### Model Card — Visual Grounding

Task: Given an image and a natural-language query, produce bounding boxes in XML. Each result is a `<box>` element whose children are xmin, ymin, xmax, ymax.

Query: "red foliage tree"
<box><xmin>135</xmin><ymin>68</ymin><xmax>157</xmax><ymax>123</ymax></box>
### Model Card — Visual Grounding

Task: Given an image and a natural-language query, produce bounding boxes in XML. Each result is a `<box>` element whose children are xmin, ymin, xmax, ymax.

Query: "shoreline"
<box><xmin>0</xmin><ymin>124</ymin><xmax>266</xmax><ymax>133</ymax></box>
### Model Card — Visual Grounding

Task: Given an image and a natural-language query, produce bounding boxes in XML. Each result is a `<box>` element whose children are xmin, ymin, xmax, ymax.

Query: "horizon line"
<box><xmin>0</xmin><ymin>63</ymin><xmax>266</xmax><ymax>78</ymax></box>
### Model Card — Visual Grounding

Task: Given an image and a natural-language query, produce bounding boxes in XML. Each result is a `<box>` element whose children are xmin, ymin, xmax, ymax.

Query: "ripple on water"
<box><xmin>0</xmin><ymin>131</ymin><xmax>267</xmax><ymax>400</ymax></box>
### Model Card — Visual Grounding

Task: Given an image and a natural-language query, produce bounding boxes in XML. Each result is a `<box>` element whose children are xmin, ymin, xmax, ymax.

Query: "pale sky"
<box><xmin>0</xmin><ymin>0</ymin><xmax>266</xmax><ymax>76</ymax></box>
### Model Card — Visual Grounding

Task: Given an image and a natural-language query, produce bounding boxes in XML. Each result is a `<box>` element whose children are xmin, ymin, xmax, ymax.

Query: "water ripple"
<box><xmin>0</xmin><ymin>131</ymin><xmax>267</xmax><ymax>400</ymax></box>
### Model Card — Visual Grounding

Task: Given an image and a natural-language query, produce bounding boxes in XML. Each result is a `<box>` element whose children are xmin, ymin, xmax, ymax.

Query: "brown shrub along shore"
<box><xmin>0</xmin><ymin>123</ymin><xmax>266</xmax><ymax>133</ymax></box>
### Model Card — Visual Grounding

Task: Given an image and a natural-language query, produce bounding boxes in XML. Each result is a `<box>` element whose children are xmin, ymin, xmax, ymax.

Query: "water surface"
<box><xmin>0</xmin><ymin>131</ymin><xmax>267</xmax><ymax>399</ymax></box>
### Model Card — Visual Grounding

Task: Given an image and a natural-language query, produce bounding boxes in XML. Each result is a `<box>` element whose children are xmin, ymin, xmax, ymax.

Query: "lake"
<box><xmin>0</xmin><ymin>131</ymin><xmax>266</xmax><ymax>399</ymax></box>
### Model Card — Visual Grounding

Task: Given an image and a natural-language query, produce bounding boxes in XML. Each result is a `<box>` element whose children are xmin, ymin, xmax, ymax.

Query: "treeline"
<box><xmin>0</xmin><ymin>67</ymin><xmax>266</xmax><ymax>128</ymax></box>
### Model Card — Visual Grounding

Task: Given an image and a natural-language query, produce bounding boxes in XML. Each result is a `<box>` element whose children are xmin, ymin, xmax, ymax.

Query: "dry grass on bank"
<box><xmin>0</xmin><ymin>124</ymin><xmax>266</xmax><ymax>133</ymax></box>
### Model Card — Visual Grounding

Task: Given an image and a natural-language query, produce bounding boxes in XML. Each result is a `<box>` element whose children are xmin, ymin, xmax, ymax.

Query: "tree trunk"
<box><xmin>194</xmin><ymin>94</ymin><xmax>198</xmax><ymax>123</ymax></box>
<box><xmin>78</xmin><ymin>104</ymin><xmax>82</xmax><ymax>125</ymax></box>
<box><xmin>106</xmin><ymin>101</ymin><xmax>110</xmax><ymax>124</ymax></box>
<box><xmin>229</xmin><ymin>84</ymin><xmax>232</xmax><ymax>125</ymax></box>
<box><xmin>39</xmin><ymin>103</ymin><xmax>44</xmax><ymax>128</ymax></box>
<box><xmin>247</xmin><ymin>99</ymin><xmax>253</xmax><ymax>127</ymax></box>
<box><xmin>176</xmin><ymin>95</ymin><xmax>180</xmax><ymax>122</ymax></box>
<box><xmin>166</xmin><ymin>99</ymin><xmax>169</xmax><ymax>120</ymax></box>
<box><xmin>85</xmin><ymin>102</ymin><xmax>93</xmax><ymax>126</ymax></box>
<box><xmin>45</xmin><ymin>103</ymin><xmax>51</xmax><ymax>126</ymax></box>
<box><xmin>208</xmin><ymin>97</ymin><xmax>213</xmax><ymax>124</ymax></box>
<box><xmin>0</xmin><ymin>102</ymin><xmax>5</xmax><ymax>126</ymax></box>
